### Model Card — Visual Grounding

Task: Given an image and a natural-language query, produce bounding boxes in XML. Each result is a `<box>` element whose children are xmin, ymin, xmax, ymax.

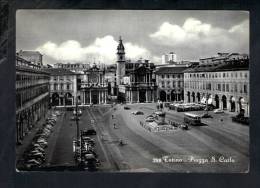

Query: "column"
<box><xmin>90</xmin><ymin>90</ymin><xmax>92</xmax><ymax>104</ymax></box>
<box><xmin>227</xmin><ymin>99</ymin><xmax>231</xmax><ymax>111</ymax></box>
<box><xmin>59</xmin><ymin>97</ymin><xmax>61</xmax><ymax>106</ymax></box>
<box><xmin>137</xmin><ymin>90</ymin><xmax>140</xmax><ymax>103</ymax></box>
<box><xmin>146</xmin><ymin>90</ymin><xmax>148</xmax><ymax>102</ymax></box>
<box><xmin>98</xmin><ymin>91</ymin><xmax>101</xmax><ymax>104</ymax></box>
<box><xmin>104</xmin><ymin>90</ymin><xmax>107</xmax><ymax>104</ymax></box>
<box><xmin>130</xmin><ymin>90</ymin><xmax>133</xmax><ymax>103</ymax></box>
<box><xmin>83</xmin><ymin>91</ymin><xmax>85</xmax><ymax>104</ymax></box>
<box><xmin>100</xmin><ymin>91</ymin><xmax>102</xmax><ymax>104</ymax></box>
<box><xmin>220</xmin><ymin>99</ymin><xmax>223</xmax><ymax>110</ymax></box>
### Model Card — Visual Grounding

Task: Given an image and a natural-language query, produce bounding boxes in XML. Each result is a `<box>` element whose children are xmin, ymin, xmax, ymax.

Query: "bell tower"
<box><xmin>116</xmin><ymin>36</ymin><xmax>126</xmax><ymax>85</ymax></box>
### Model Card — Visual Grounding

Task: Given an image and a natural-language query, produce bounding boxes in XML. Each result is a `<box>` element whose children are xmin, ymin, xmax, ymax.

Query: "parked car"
<box><xmin>81</xmin><ymin>136</ymin><xmax>95</xmax><ymax>143</ymax></box>
<box><xmin>71</xmin><ymin>116</ymin><xmax>80</xmax><ymax>121</ymax></box>
<box><xmin>145</xmin><ymin>117</ymin><xmax>155</xmax><ymax>122</ymax></box>
<box><xmin>201</xmin><ymin>113</ymin><xmax>213</xmax><ymax>118</ymax></box>
<box><xmin>25</xmin><ymin>159</ymin><xmax>41</xmax><ymax>168</ymax></box>
<box><xmin>82</xmin><ymin>129</ymin><xmax>97</xmax><ymax>136</ymax></box>
<box><xmin>180</xmin><ymin>124</ymin><xmax>189</xmax><ymax>130</ymax></box>
<box><xmin>213</xmin><ymin>109</ymin><xmax>224</xmax><ymax>114</ymax></box>
<box><xmin>54</xmin><ymin>111</ymin><xmax>61</xmax><ymax>116</ymax></box>
<box><xmin>30</xmin><ymin>148</ymin><xmax>45</xmax><ymax>155</ymax></box>
<box><xmin>124</xmin><ymin>106</ymin><xmax>130</xmax><ymax>110</ymax></box>
<box><xmin>232</xmin><ymin>115</ymin><xmax>249</xmax><ymax>125</ymax></box>
<box><xmin>131</xmin><ymin>111</ymin><xmax>144</xmax><ymax>115</ymax></box>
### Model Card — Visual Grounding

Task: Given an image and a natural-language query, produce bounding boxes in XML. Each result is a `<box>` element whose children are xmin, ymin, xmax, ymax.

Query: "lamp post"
<box><xmin>206</xmin><ymin>92</ymin><xmax>209</xmax><ymax>116</ymax></box>
<box><xmin>75</xmin><ymin>94</ymin><xmax>80</xmax><ymax>145</ymax></box>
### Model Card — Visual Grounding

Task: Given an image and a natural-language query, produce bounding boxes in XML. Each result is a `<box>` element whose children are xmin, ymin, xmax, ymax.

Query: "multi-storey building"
<box><xmin>16</xmin><ymin>56</ymin><xmax>50</xmax><ymax>144</ymax></box>
<box><xmin>184</xmin><ymin>58</ymin><xmax>249</xmax><ymax>116</ymax></box>
<box><xmin>155</xmin><ymin>65</ymin><xmax>188</xmax><ymax>102</ymax></box>
<box><xmin>79</xmin><ymin>63</ymin><xmax>108</xmax><ymax>104</ymax></box>
<box><xmin>17</xmin><ymin>50</ymin><xmax>43</xmax><ymax>66</ymax></box>
<box><xmin>53</xmin><ymin>63</ymin><xmax>90</xmax><ymax>73</ymax></box>
<box><xmin>199</xmin><ymin>53</ymin><xmax>249</xmax><ymax>65</ymax></box>
<box><xmin>122</xmin><ymin>61</ymin><xmax>157</xmax><ymax>103</ymax></box>
<box><xmin>162</xmin><ymin>52</ymin><xmax>177</xmax><ymax>64</ymax></box>
<box><xmin>44</xmin><ymin>68</ymin><xmax>78</xmax><ymax>106</ymax></box>
<box><xmin>115</xmin><ymin>37</ymin><xmax>157</xmax><ymax>103</ymax></box>
<box><xmin>104</xmin><ymin>64</ymin><xmax>117</xmax><ymax>96</ymax></box>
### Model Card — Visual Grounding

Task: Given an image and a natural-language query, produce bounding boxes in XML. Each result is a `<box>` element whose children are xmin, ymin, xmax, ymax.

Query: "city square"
<box><xmin>16</xmin><ymin>102</ymin><xmax>248</xmax><ymax>172</ymax></box>
<box><xmin>15</xmin><ymin>10</ymin><xmax>249</xmax><ymax>172</ymax></box>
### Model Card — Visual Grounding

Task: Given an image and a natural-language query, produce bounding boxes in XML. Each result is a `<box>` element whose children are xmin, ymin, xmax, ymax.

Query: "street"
<box><xmin>44</xmin><ymin>103</ymin><xmax>249</xmax><ymax>172</ymax></box>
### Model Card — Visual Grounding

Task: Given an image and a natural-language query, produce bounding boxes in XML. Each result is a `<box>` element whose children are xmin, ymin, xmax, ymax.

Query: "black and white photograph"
<box><xmin>15</xmin><ymin>10</ymin><xmax>249</xmax><ymax>172</ymax></box>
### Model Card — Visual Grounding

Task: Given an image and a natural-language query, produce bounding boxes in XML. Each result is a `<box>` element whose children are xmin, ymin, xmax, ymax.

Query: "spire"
<box><xmin>117</xmin><ymin>36</ymin><xmax>125</xmax><ymax>52</ymax></box>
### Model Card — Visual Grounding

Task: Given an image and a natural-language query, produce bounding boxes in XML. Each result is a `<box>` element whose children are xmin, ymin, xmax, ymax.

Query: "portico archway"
<box><xmin>215</xmin><ymin>95</ymin><xmax>219</xmax><ymax>109</ymax></box>
<box><xmin>52</xmin><ymin>93</ymin><xmax>59</xmax><ymax>106</ymax></box>
<box><xmin>192</xmin><ymin>92</ymin><xmax>195</xmax><ymax>103</ymax></box>
<box><xmin>222</xmin><ymin>95</ymin><xmax>227</xmax><ymax>110</ymax></box>
<box><xmin>230</xmin><ymin>96</ymin><xmax>236</xmax><ymax>112</ymax></box>
<box><xmin>159</xmin><ymin>90</ymin><xmax>167</xmax><ymax>102</ymax></box>
<box><xmin>139</xmin><ymin>89</ymin><xmax>146</xmax><ymax>103</ymax></box>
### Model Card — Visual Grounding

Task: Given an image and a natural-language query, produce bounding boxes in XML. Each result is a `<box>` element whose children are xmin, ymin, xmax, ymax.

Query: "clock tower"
<box><xmin>116</xmin><ymin>36</ymin><xmax>126</xmax><ymax>85</ymax></box>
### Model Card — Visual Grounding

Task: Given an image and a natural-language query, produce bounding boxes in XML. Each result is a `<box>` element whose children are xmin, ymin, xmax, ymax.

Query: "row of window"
<box><xmin>16</xmin><ymin>74</ymin><xmax>49</xmax><ymax>81</ymax></box>
<box><xmin>160</xmin><ymin>74</ymin><xmax>182</xmax><ymax>79</ymax></box>
<box><xmin>52</xmin><ymin>83</ymin><xmax>72</xmax><ymax>91</ymax></box>
<box><xmin>185</xmin><ymin>71</ymin><xmax>248</xmax><ymax>79</ymax></box>
<box><xmin>52</xmin><ymin>76</ymin><xmax>74</xmax><ymax>81</ymax></box>
<box><xmin>16</xmin><ymin>85</ymin><xmax>49</xmax><ymax>109</ymax></box>
<box><xmin>185</xmin><ymin>82</ymin><xmax>248</xmax><ymax>94</ymax></box>
<box><xmin>161</xmin><ymin>81</ymin><xmax>183</xmax><ymax>88</ymax></box>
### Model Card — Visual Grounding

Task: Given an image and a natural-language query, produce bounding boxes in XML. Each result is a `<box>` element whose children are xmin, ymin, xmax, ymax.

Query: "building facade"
<box><xmin>104</xmin><ymin>64</ymin><xmax>117</xmax><ymax>96</ymax></box>
<box><xmin>79</xmin><ymin>64</ymin><xmax>108</xmax><ymax>104</ymax></box>
<box><xmin>184</xmin><ymin>58</ymin><xmax>249</xmax><ymax>116</ymax></box>
<box><xmin>44</xmin><ymin>68</ymin><xmax>78</xmax><ymax>106</ymax></box>
<box><xmin>115</xmin><ymin>37</ymin><xmax>157</xmax><ymax>103</ymax></box>
<box><xmin>17</xmin><ymin>50</ymin><xmax>43</xmax><ymax>66</ymax></box>
<box><xmin>155</xmin><ymin>66</ymin><xmax>188</xmax><ymax>102</ymax></box>
<box><xmin>162</xmin><ymin>52</ymin><xmax>177</xmax><ymax>64</ymax></box>
<box><xmin>16</xmin><ymin>56</ymin><xmax>50</xmax><ymax>144</ymax></box>
<box><xmin>199</xmin><ymin>53</ymin><xmax>249</xmax><ymax>65</ymax></box>
<box><xmin>53</xmin><ymin>63</ymin><xmax>90</xmax><ymax>73</ymax></box>
<box><xmin>121</xmin><ymin>62</ymin><xmax>157</xmax><ymax>103</ymax></box>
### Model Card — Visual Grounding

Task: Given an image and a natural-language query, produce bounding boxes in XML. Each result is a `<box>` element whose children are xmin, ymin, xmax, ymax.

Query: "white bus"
<box><xmin>184</xmin><ymin>113</ymin><xmax>201</xmax><ymax>126</ymax></box>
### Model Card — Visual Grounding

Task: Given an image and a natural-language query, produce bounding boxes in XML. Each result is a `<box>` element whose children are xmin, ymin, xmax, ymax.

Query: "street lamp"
<box><xmin>75</xmin><ymin>94</ymin><xmax>80</xmax><ymax>145</ymax></box>
<box><xmin>205</xmin><ymin>92</ymin><xmax>209</xmax><ymax>116</ymax></box>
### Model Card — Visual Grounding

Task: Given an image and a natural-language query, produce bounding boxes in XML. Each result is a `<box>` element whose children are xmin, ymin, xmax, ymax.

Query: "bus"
<box><xmin>184</xmin><ymin>113</ymin><xmax>201</xmax><ymax>126</ymax></box>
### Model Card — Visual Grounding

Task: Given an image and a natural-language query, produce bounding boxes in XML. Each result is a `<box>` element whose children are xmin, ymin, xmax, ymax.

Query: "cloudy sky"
<box><xmin>16</xmin><ymin>10</ymin><xmax>249</xmax><ymax>65</ymax></box>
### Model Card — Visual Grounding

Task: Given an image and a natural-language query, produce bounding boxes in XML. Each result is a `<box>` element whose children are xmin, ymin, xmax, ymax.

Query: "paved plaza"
<box><xmin>18</xmin><ymin>103</ymin><xmax>249</xmax><ymax>172</ymax></box>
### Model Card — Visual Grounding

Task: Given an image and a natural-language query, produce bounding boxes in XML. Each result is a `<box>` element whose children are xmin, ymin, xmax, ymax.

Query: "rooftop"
<box><xmin>17</xmin><ymin>50</ymin><xmax>42</xmax><ymax>56</ymax></box>
<box><xmin>184</xmin><ymin>59</ymin><xmax>249</xmax><ymax>73</ymax></box>
<box><xmin>155</xmin><ymin>66</ymin><xmax>189</xmax><ymax>74</ymax></box>
<box><xmin>43</xmin><ymin>68</ymin><xmax>77</xmax><ymax>75</ymax></box>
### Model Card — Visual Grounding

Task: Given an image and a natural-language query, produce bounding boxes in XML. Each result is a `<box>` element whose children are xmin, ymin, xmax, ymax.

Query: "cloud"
<box><xmin>36</xmin><ymin>40</ymin><xmax>86</xmax><ymax>62</ymax></box>
<box><xmin>150</xmin><ymin>18</ymin><xmax>249</xmax><ymax>59</ymax></box>
<box><xmin>36</xmin><ymin>35</ymin><xmax>154</xmax><ymax>64</ymax></box>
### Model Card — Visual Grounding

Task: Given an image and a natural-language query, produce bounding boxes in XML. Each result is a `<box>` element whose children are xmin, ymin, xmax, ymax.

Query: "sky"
<box><xmin>16</xmin><ymin>10</ymin><xmax>249</xmax><ymax>65</ymax></box>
